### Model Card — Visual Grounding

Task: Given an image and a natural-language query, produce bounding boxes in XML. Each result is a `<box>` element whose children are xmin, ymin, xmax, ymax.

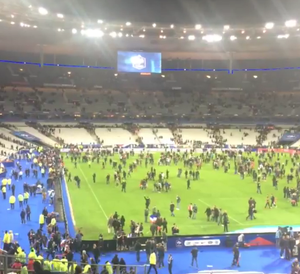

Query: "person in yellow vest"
<box><xmin>9</xmin><ymin>195</ymin><xmax>16</xmax><ymax>209</ymax></box>
<box><xmin>36</xmin><ymin>255</ymin><xmax>44</xmax><ymax>264</ymax></box>
<box><xmin>2</xmin><ymin>178</ymin><xmax>7</xmax><ymax>188</ymax></box>
<box><xmin>3</xmin><ymin>231</ymin><xmax>10</xmax><ymax>251</ymax></box>
<box><xmin>7</xmin><ymin>178</ymin><xmax>11</xmax><ymax>190</ymax></box>
<box><xmin>18</xmin><ymin>193</ymin><xmax>24</xmax><ymax>208</ymax></box>
<box><xmin>69</xmin><ymin>262</ymin><xmax>77</xmax><ymax>273</ymax></box>
<box><xmin>39</xmin><ymin>162</ymin><xmax>42</xmax><ymax>169</ymax></box>
<box><xmin>24</xmin><ymin>191</ymin><xmax>29</xmax><ymax>205</ymax></box>
<box><xmin>2</xmin><ymin>185</ymin><xmax>6</xmax><ymax>200</ymax></box>
<box><xmin>15</xmin><ymin>248</ymin><xmax>26</xmax><ymax>264</ymax></box>
<box><xmin>51</xmin><ymin>256</ymin><xmax>61</xmax><ymax>271</ymax></box>
<box><xmin>28</xmin><ymin>248</ymin><xmax>37</xmax><ymax>260</ymax></box>
<box><xmin>21</xmin><ymin>265</ymin><xmax>28</xmax><ymax>274</ymax></box>
<box><xmin>60</xmin><ymin>258</ymin><xmax>68</xmax><ymax>272</ymax></box>
<box><xmin>83</xmin><ymin>264</ymin><xmax>91</xmax><ymax>273</ymax></box>
<box><xmin>43</xmin><ymin>259</ymin><xmax>52</xmax><ymax>271</ymax></box>
<box><xmin>148</xmin><ymin>251</ymin><xmax>157</xmax><ymax>274</ymax></box>
<box><xmin>105</xmin><ymin>261</ymin><xmax>113</xmax><ymax>274</ymax></box>
<box><xmin>51</xmin><ymin>217</ymin><xmax>56</xmax><ymax>227</ymax></box>
<box><xmin>39</xmin><ymin>213</ymin><xmax>45</xmax><ymax>229</ymax></box>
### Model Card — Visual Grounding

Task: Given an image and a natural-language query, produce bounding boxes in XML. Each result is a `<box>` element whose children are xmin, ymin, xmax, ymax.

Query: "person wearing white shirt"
<box><xmin>238</xmin><ymin>234</ymin><xmax>245</xmax><ymax>247</ymax></box>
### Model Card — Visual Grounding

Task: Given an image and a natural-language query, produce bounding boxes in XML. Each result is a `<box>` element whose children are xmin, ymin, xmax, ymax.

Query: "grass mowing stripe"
<box><xmin>198</xmin><ymin>198</ymin><xmax>243</xmax><ymax>225</ymax></box>
<box><xmin>78</xmin><ymin>164</ymin><xmax>108</xmax><ymax>220</ymax></box>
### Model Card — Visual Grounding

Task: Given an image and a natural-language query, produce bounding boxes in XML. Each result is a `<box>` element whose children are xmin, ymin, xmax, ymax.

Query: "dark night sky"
<box><xmin>36</xmin><ymin>0</ymin><xmax>300</xmax><ymax>25</ymax></box>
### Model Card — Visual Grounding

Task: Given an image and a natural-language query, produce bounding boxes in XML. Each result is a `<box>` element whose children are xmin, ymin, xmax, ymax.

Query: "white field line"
<box><xmin>198</xmin><ymin>198</ymin><xmax>243</xmax><ymax>225</ymax></box>
<box><xmin>78</xmin><ymin>165</ymin><xmax>108</xmax><ymax>220</ymax></box>
<box><xmin>63</xmin><ymin>174</ymin><xmax>76</xmax><ymax>226</ymax></box>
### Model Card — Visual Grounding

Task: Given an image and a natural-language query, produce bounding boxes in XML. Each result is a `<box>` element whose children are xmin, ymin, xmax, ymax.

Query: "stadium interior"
<box><xmin>1</xmin><ymin>1</ymin><xmax>300</xmax><ymax>274</ymax></box>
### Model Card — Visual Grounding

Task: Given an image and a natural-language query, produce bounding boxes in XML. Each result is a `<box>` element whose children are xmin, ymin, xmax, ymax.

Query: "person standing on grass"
<box><xmin>191</xmin><ymin>247</ymin><xmax>198</xmax><ymax>268</ymax></box>
<box><xmin>168</xmin><ymin>254</ymin><xmax>173</xmax><ymax>274</ymax></box>
<box><xmin>147</xmin><ymin>251</ymin><xmax>158</xmax><ymax>274</ymax></box>
<box><xmin>223</xmin><ymin>212</ymin><xmax>229</xmax><ymax>232</ymax></box>
<box><xmin>176</xmin><ymin>195</ymin><xmax>181</xmax><ymax>210</ymax></box>
<box><xmin>93</xmin><ymin>173</ymin><xmax>96</xmax><ymax>183</ymax></box>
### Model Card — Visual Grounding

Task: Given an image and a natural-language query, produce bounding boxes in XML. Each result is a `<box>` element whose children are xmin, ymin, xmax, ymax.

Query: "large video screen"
<box><xmin>117</xmin><ymin>51</ymin><xmax>162</xmax><ymax>73</ymax></box>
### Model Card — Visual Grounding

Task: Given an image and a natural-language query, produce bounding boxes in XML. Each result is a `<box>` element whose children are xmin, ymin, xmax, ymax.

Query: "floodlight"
<box><xmin>72</xmin><ymin>28</ymin><xmax>77</xmax><ymax>34</ymax></box>
<box><xmin>230</xmin><ymin>35</ymin><xmax>237</xmax><ymax>41</ymax></box>
<box><xmin>20</xmin><ymin>22</ymin><xmax>24</xmax><ymax>27</ymax></box>
<box><xmin>195</xmin><ymin>24</ymin><xmax>201</xmax><ymax>30</ymax></box>
<box><xmin>161</xmin><ymin>75</ymin><xmax>165</xmax><ymax>78</ymax></box>
<box><xmin>68</xmin><ymin>72</ymin><xmax>71</xmax><ymax>75</ymax></box>
<box><xmin>285</xmin><ymin>20</ymin><xmax>297</xmax><ymax>28</ymax></box>
<box><xmin>143</xmin><ymin>29</ymin><xmax>146</xmax><ymax>32</ymax></box>
<box><xmin>38</xmin><ymin>7</ymin><xmax>48</xmax><ymax>15</ymax></box>
<box><xmin>246</xmin><ymin>36</ymin><xmax>250</xmax><ymax>40</ymax></box>
<box><xmin>206</xmin><ymin>75</ymin><xmax>211</xmax><ymax>79</ymax></box>
<box><xmin>202</xmin><ymin>34</ymin><xmax>222</xmax><ymax>42</ymax></box>
<box><xmin>139</xmin><ymin>35</ymin><xmax>145</xmax><ymax>38</ymax></box>
<box><xmin>126</xmin><ymin>34</ymin><xmax>129</xmax><ymax>37</ymax></box>
<box><xmin>241</xmin><ymin>30</ymin><xmax>245</xmax><ymax>34</ymax></box>
<box><xmin>114</xmin><ymin>73</ymin><xmax>118</xmax><ymax>77</ymax></box>
<box><xmin>277</xmin><ymin>34</ymin><xmax>289</xmax><ymax>39</ymax></box>
<box><xmin>188</xmin><ymin>35</ymin><xmax>195</xmax><ymax>41</ymax></box>
<box><xmin>161</xmin><ymin>30</ymin><xmax>163</xmax><ymax>33</ymax></box>
<box><xmin>126</xmin><ymin>22</ymin><xmax>131</xmax><ymax>26</ymax></box>
<box><xmin>98</xmin><ymin>20</ymin><xmax>103</xmax><ymax>24</ymax></box>
<box><xmin>118</xmin><ymin>32</ymin><xmax>123</xmax><ymax>37</ymax></box>
<box><xmin>110</xmin><ymin>32</ymin><xmax>117</xmax><ymax>38</ymax></box>
<box><xmin>253</xmin><ymin>75</ymin><xmax>258</xmax><ymax>78</ymax></box>
<box><xmin>170</xmin><ymin>24</ymin><xmax>174</xmax><ymax>28</ymax></box>
<box><xmin>57</xmin><ymin>13</ymin><xmax>64</xmax><ymax>18</ymax></box>
<box><xmin>152</xmin><ymin>23</ymin><xmax>156</xmax><ymax>27</ymax></box>
<box><xmin>85</xmin><ymin>29</ymin><xmax>104</xmax><ymax>37</ymax></box>
<box><xmin>33</xmin><ymin>25</ymin><xmax>37</xmax><ymax>28</ymax></box>
<box><xmin>223</xmin><ymin>25</ymin><xmax>230</xmax><ymax>30</ymax></box>
<box><xmin>11</xmin><ymin>15</ymin><xmax>14</xmax><ymax>18</ymax></box>
<box><xmin>11</xmin><ymin>22</ymin><xmax>15</xmax><ymax>25</ymax></box>
<box><xmin>257</xmin><ymin>36</ymin><xmax>261</xmax><ymax>39</ymax></box>
<box><xmin>265</xmin><ymin>22</ymin><xmax>274</xmax><ymax>29</ymax></box>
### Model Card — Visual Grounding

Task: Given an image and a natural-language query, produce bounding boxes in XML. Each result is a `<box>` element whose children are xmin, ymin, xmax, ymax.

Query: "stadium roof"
<box><xmin>1</xmin><ymin>0</ymin><xmax>300</xmax><ymax>59</ymax></box>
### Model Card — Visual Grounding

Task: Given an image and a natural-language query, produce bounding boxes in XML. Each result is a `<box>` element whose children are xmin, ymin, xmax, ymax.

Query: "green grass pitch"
<box><xmin>64</xmin><ymin>152</ymin><xmax>298</xmax><ymax>240</ymax></box>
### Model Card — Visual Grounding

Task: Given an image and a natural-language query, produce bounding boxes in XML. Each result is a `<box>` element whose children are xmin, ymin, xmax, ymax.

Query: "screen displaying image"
<box><xmin>117</xmin><ymin>51</ymin><xmax>162</xmax><ymax>73</ymax></box>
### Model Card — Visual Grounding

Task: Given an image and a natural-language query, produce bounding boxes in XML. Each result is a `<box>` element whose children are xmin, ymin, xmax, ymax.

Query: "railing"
<box><xmin>0</xmin><ymin>253</ymin><xmax>148</xmax><ymax>274</ymax></box>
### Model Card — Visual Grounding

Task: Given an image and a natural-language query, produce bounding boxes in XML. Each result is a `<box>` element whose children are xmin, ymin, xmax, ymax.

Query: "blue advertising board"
<box><xmin>168</xmin><ymin>233</ymin><xmax>276</xmax><ymax>249</ymax></box>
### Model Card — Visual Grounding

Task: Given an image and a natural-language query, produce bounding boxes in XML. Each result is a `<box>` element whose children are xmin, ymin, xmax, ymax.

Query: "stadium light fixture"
<box><xmin>110</xmin><ymin>32</ymin><xmax>117</xmax><ymax>38</ymax></box>
<box><xmin>143</xmin><ymin>29</ymin><xmax>146</xmax><ymax>32</ymax></box>
<box><xmin>33</xmin><ymin>25</ymin><xmax>37</xmax><ymax>28</ymax></box>
<box><xmin>98</xmin><ymin>20</ymin><xmax>103</xmax><ymax>24</ymax></box>
<box><xmin>38</xmin><ymin>7</ymin><xmax>48</xmax><ymax>15</ymax></box>
<box><xmin>58</xmin><ymin>28</ymin><xmax>62</xmax><ymax>32</ymax></box>
<box><xmin>246</xmin><ymin>36</ymin><xmax>250</xmax><ymax>40</ymax></box>
<box><xmin>139</xmin><ymin>34</ymin><xmax>145</xmax><ymax>38</ymax></box>
<box><xmin>57</xmin><ymin>13</ymin><xmax>64</xmax><ymax>18</ymax></box>
<box><xmin>206</xmin><ymin>75</ymin><xmax>211</xmax><ymax>78</ymax></box>
<box><xmin>68</xmin><ymin>71</ymin><xmax>71</xmax><ymax>75</ymax></box>
<box><xmin>114</xmin><ymin>73</ymin><xmax>118</xmax><ymax>77</ymax></box>
<box><xmin>11</xmin><ymin>22</ymin><xmax>15</xmax><ymax>25</ymax></box>
<box><xmin>230</xmin><ymin>35</ymin><xmax>237</xmax><ymax>41</ymax></box>
<box><xmin>223</xmin><ymin>25</ymin><xmax>230</xmax><ymax>30</ymax></box>
<box><xmin>265</xmin><ymin>22</ymin><xmax>274</xmax><ymax>29</ymax></box>
<box><xmin>118</xmin><ymin>32</ymin><xmax>123</xmax><ymax>37</ymax></box>
<box><xmin>161</xmin><ymin>30</ymin><xmax>164</xmax><ymax>33</ymax></box>
<box><xmin>126</xmin><ymin>22</ymin><xmax>131</xmax><ymax>26</ymax></box>
<box><xmin>285</xmin><ymin>20</ymin><xmax>297</xmax><ymax>28</ymax></box>
<box><xmin>183</xmin><ymin>29</ymin><xmax>186</xmax><ymax>33</ymax></box>
<box><xmin>263</xmin><ymin>29</ymin><xmax>266</xmax><ymax>33</ymax></box>
<box><xmin>85</xmin><ymin>29</ymin><xmax>104</xmax><ymax>37</ymax></box>
<box><xmin>188</xmin><ymin>35</ymin><xmax>195</xmax><ymax>41</ymax></box>
<box><xmin>11</xmin><ymin>15</ymin><xmax>14</xmax><ymax>18</ymax></box>
<box><xmin>277</xmin><ymin>34</ymin><xmax>289</xmax><ymax>39</ymax></box>
<box><xmin>195</xmin><ymin>24</ymin><xmax>201</xmax><ymax>30</ymax></box>
<box><xmin>257</xmin><ymin>36</ymin><xmax>261</xmax><ymax>39</ymax></box>
<box><xmin>241</xmin><ymin>30</ymin><xmax>245</xmax><ymax>34</ymax></box>
<box><xmin>20</xmin><ymin>22</ymin><xmax>24</xmax><ymax>27</ymax></box>
<box><xmin>180</xmin><ymin>36</ymin><xmax>184</xmax><ymax>39</ymax></box>
<box><xmin>253</xmin><ymin>75</ymin><xmax>258</xmax><ymax>78</ymax></box>
<box><xmin>202</xmin><ymin>34</ymin><xmax>222</xmax><ymax>42</ymax></box>
<box><xmin>161</xmin><ymin>75</ymin><xmax>165</xmax><ymax>78</ymax></box>
<box><xmin>126</xmin><ymin>34</ymin><xmax>129</xmax><ymax>37</ymax></box>
<box><xmin>72</xmin><ymin>28</ymin><xmax>77</xmax><ymax>34</ymax></box>
<box><xmin>170</xmin><ymin>24</ymin><xmax>174</xmax><ymax>28</ymax></box>
<box><xmin>152</xmin><ymin>23</ymin><xmax>156</xmax><ymax>27</ymax></box>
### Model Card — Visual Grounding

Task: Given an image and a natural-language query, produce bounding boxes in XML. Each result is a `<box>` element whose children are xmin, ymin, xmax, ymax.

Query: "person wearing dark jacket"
<box><xmin>119</xmin><ymin>258</ymin><xmax>126</xmax><ymax>274</ymax></box>
<box><xmin>135</xmin><ymin>240</ymin><xmax>142</xmax><ymax>262</ymax></box>
<box><xmin>33</xmin><ymin>261</ymin><xmax>51</xmax><ymax>274</ymax></box>
<box><xmin>111</xmin><ymin>254</ymin><xmax>119</xmax><ymax>272</ymax></box>
<box><xmin>93</xmin><ymin>243</ymin><xmax>100</xmax><ymax>264</ymax></box>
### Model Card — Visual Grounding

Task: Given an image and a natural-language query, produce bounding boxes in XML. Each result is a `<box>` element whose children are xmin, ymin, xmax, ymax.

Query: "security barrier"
<box><xmin>0</xmin><ymin>253</ymin><xmax>148</xmax><ymax>274</ymax></box>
